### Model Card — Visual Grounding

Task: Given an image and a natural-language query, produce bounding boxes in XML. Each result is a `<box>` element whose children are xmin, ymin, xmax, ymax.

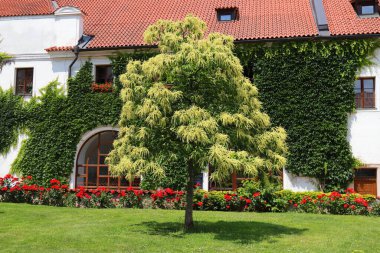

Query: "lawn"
<box><xmin>0</xmin><ymin>203</ymin><xmax>379</xmax><ymax>253</ymax></box>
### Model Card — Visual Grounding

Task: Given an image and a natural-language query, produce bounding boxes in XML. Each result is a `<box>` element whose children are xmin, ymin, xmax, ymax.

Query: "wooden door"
<box><xmin>354</xmin><ymin>168</ymin><xmax>377</xmax><ymax>196</ymax></box>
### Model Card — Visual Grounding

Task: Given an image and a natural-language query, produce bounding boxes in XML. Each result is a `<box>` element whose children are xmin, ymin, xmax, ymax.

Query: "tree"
<box><xmin>107</xmin><ymin>16</ymin><xmax>287</xmax><ymax>230</ymax></box>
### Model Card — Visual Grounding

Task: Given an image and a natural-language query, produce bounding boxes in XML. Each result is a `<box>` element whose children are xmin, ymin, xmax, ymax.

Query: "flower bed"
<box><xmin>1</xmin><ymin>174</ymin><xmax>379</xmax><ymax>216</ymax></box>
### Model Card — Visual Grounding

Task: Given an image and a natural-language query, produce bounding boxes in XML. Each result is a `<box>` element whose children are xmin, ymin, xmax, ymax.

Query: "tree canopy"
<box><xmin>107</xmin><ymin>15</ymin><xmax>287</xmax><ymax>230</ymax></box>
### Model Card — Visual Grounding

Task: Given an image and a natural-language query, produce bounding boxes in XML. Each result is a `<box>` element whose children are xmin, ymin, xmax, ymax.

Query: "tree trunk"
<box><xmin>184</xmin><ymin>161</ymin><xmax>195</xmax><ymax>231</ymax></box>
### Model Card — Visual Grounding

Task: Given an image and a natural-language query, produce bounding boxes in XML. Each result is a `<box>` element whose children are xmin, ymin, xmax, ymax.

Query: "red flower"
<box><xmin>1</xmin><ymin>186</ymin><xmax>8</xmax><ymax>191</ymax></box>
<box><xmin>4</xmin><ymin>174</ymin><xmax>12</xmax><ymax>179</ymax></box>
<box><xmin>317</xmin><ymin>194</ymin><xmax>325</xmax><ymax>199</ymax></box>
<box><xmin>61</xmin><ymin>185</ymin><xmax>69</xmax><ymax>190</ymax></box>
<box><xmin>245</xmin><ymin>199</ymin><xmax>252</xmax><ymax>204</ymax></box>
<box><xmin>345</xmin><ymin>188</ymin><xmax>355</xmax><ymax>194</ymax></box>
<box><xmin>50</xmin><ymin>178</ymin><xmax>61</xmax><ymax>185</ymax></box>
<box><xmin>293</xmin><ymin>203</ymin><xmax>298</xmax><ymax>208</ymax></box>
<box><xmin>193</xmin><ymin>183</ymin><xmax>201</xmax><ymax>189</ymax></box>
<box><xmin>329</xmin><ymin>191</ymin><xmax>341</xmax><ymax>199</ymax></box>
<box><xmin>203</xmin><ymin>194</ymin><xmax>208</xmax><ymax>199</ymax></box>
<box><xmin>26</xmin><ymin>175</ymin><xmax>32</xmax><ymax>180</ymax></box>
<box><xmin>350</xmin><ymin>205</ymin><xmax>356</xmax><ymax>210</ymax></box>
<box><xmin>226</xmin><ymin>205</ymin><xmax>230</xmax><ymax>209</ymax></box>
<box><xmin>165</xmin><ymin>188</ymin><xmax>174</xmax><ymax>195</ymax></box>
<box><xmin>197</xmin><ymin>201</ymin><xmax>203</xmax><ymax>207</ymax></box>
<box><xmin>51</xmin><ymin>185</ymin><xmax>60</xmax><ymax>190</ymax></box>
<box><xmin>354</xmin><ymin>198</ymin><xmax>368</xmax><ymax>207</ymax></box>
<box><xmin>224</xmin><ymin>194</ymin><xmax>232</xmax><ymax>201</ymax></box>
<box><xmin>253</xmin><ymin>192</ymin><xmax>261</xmax><ymax>198</ymax></box>
<box><xmin>343</xmin><ymin>204</ymin><xmax>349</xmax><ymax>209</ymax></box>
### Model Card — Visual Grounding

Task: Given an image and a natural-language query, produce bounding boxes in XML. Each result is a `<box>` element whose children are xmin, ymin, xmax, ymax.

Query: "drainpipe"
<box><xmin>68</xmin><ymin>45</ymin><xmax>80</xmax><ymax>78</ymax></box>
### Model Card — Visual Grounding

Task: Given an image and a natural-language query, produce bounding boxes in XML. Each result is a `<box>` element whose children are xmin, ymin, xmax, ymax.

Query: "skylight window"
<box><xmin>216</xmin><ymin>8</ymin><xmax>238</xmax><ymax>22</ymax></box>
<box><xmin>352</xmin><ymin>0</ymin><xmax>379</xmax><ymax>16</ymax></box>
<box><xmin>362</xmin><ymin>5</ymin><xmax>375</xmax><ymax>15</ymax></box>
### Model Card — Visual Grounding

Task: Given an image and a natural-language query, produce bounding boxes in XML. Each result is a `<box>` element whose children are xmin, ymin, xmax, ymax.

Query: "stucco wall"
<box><xmin>348</xmin><ymin>49</ymin><xmax>380</xmax><ymax>165</ymax></box>
<box><xmin>0</xmin><ymin>135</ymin><xmax>26</xmax><ymax>177</ymax></box>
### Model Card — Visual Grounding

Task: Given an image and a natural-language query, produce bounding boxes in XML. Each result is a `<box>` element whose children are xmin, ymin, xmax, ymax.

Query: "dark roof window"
<box><xmin>362</xmin><ymin>5</ymin><xmax>376</xmax><ymax>14</ymax></box>
<box><xmin>351</xmin><ymin>0</ymin><xmax>379</xmax><ymax>16</ymax></box>
<box><xmin>216</xmin><ymin>8</ymin><xmax>238</xmax><ymax>22</ymax></box>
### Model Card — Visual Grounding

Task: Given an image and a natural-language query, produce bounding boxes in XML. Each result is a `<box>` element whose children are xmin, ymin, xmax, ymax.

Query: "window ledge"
<box><xmin>354</xmin><ymin>108</ymin><xmax>378</xmax><ymax>112</ymax></box>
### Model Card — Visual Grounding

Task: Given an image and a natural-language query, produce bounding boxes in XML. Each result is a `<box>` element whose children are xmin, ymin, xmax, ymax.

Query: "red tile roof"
<box><xmin>0</xmin><ymin>0</ymin><xmax>53</xmax><ymax>17</ymax></box>
<box><xmin>55</xmin><ymin>0</ymin><xmax>318</xmax><ymax>49</ymax></box>
<box><xmin>2</xmin><ymin>0</ymin><xmax>380</xmax><ymax>50</ymax></box>
<box><xmin>323</xmin><ymin>0</ymin><xmax>380</xmax><ymax>36</ymax></box>
<box><xmin>45</xmin><ymin>46</ymin><xmax>74</xmax><ymax>52</ymax></box>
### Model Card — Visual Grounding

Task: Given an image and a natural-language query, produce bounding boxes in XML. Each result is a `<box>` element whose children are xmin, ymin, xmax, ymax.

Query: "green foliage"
<box><xmin>0</xmin><ymin>88</ymin><xmax>25</xmax><ymax>155</ymax></box>
<box><xmin>108</xmin><ymin>15</ymin><xmax>287</xmax><ymax>229</ymax></box>
<box><xmin>235</xmin><ymin>40</ymin><xmax>380</xmax><ymax>191</ymax></box>
<box><xmin>0</xmin><ymin>51</ymin><xmax>12</xmax><ymax>70</ymax></box>
<box><xmin>108</xmin><ymin>15</ymin><xmax>287</xmax><ymax>183</ymax></box>
<box><xmin>12</xmin><ymin>63</ymin><xmax>122</xmax><ymax>185</ymax></box>
<box><xmin>110</xmin><ymin>51</ymin><xmax>158</xmax><ymax>92</ymax></box>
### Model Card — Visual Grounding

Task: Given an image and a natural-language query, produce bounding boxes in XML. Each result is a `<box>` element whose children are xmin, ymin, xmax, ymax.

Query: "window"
<box><xmin>362</xmin><ymin>5</ymin><xmax>376</xmax><ymax>14</ymax></box>
<box><xmin>355</xmin><ymin>77</ymin><xmax>375</xmax><ymax>109</ymax></box>
<box><xmin>352</xmin><ymin>0</ymin><xmax>379</xmax><ymax>16</ymax></box>
<box><xmin>208</xmin><ymin>165</ymin><xmax>252</xmax><ymax>191</ymax></box>
<box><xmin>354</xmin><ymin>168</ymin><xmax>377</xmax><ymax>196</ymax></box>
<box><xmin>95</xmin><ymin>65</ymin><xmax>113</xmax><ymax>83</ymax></box>
<box><xmin>216</xmin><ymin>8</ymin><xmax>238</xmax><ymax>22</ymax></box>
<box><xmin>76</xmin><ymin>131</ymin><xmax>140</xmax><ymax>189</ymax></box>
<box><xmin>15</xmin><ymin>68</ymin><xmax>33</xmax><ymax>96</ymax></box>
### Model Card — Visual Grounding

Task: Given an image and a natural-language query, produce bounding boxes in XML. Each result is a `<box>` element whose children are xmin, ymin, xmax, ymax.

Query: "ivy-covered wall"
<box><xmin>0</xmin><ymin>40</ymin><xmax>379</xmax><ymax>190</ymax></box>
<box><xmin>12</xmin><ymin>62</ymin><xmax>122</xmax><ymax>185</ymax></box>
<box><xmin>236</xmin><ymin>40</ymin><xmax>379</xmax><ymax>191</ymax></box>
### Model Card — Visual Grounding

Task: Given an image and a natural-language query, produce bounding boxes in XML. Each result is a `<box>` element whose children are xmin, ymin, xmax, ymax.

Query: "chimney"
<box><xmin>54</xmin><ymin>6</ymin><xmax>84</xmax><ymax>47</ymax></box>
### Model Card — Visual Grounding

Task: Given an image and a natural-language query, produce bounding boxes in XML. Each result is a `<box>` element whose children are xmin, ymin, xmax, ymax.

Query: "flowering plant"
<box><xmin>91</xmin><ymin>82</ymin><xmax>113</xmax><ymax>93</ymax></box>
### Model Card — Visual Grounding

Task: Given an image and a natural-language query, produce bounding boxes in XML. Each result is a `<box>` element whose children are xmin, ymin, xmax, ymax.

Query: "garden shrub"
<box><xmin>0</xmin><ymin>174</ymin><xmax>378</xmax><ymax>216</ymax></box>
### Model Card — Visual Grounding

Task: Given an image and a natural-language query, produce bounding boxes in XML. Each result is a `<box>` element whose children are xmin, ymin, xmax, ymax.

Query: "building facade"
<box><xmin>0</xmin><ymin>0</ymin><xmax>380</xmax><ymax>195</ymax></box>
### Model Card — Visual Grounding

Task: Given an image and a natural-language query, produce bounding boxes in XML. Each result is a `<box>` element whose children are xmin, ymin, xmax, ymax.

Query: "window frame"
<box><xmin>15</xmin><ymin>67</ymin><xmax>34</xmax><ymax>96</ymax></box>
<box><xmin>353</xmin><ymin>0</ymin><xmax>379</xmax><ymax>15</ymax></box>
<box><xmin>355</xmin><ymin>77</ymin><xmax>376</xmax><ymax>109</ymax></box>
<box><xmin>216</xmin><ymin>8</ymin><xmax>238</xmax><ymax>22</ymax></box>
<box><xmin>361</xmin><ymin>4</ymin><xmax>376</xmax><ymax>15</ymax></box>
<box><xmin>95</xmin><ymin>65</ymin><xmax>113</xmax><ymax>84</ymax></box>
<box><xmin>75</xmin><ymin>130</ymin><xmax>140</xmax><ymax>190</ymax></box>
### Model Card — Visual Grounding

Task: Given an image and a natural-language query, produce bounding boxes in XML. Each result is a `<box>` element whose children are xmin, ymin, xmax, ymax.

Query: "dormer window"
<box><xmin>216</xmin><ymin>8</ymin><xmax>238</xmax><ymax>22</ymax></box>
<box><xmin>352</xmin><ymin>0</ymin><xmax>379</xmax><ymax>16</ymax></box>
<box><xmin>362</xmin><ymin>5</ymin><xmax>376</xmax><ymax>14</ymax></box>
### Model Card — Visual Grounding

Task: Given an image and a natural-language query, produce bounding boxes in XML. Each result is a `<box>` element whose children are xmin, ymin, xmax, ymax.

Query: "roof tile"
<box><xmin>56</xmin><ymin>0</ymin><xmax>319</xmax><ymax>49</ymax></box>
<box><xmin>0</xmin><ymin>0</ymin><xmax>53</xmax><ymax>17</ymax></box>
<box><xmin>323</xmin><ymin>0</ymin><xmax>380</xmax><ymax>36</ymax></box>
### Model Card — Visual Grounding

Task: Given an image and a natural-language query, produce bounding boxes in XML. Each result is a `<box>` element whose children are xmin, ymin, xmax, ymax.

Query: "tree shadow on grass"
<box><xmin>134</xmin><ymin>220</ymin><xmax>307</xmax><ymax>244</ymax></box>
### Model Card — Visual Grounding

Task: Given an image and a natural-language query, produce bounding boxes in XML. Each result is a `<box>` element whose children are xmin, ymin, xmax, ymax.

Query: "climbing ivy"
<box><xmin>235</xmin><ymin>39</ymin><xmax>380</xmax><ymax>191</ymax></box>
<box><xmin>0</xmin><ymin>88</ymin><xmax>25</xmax><ymax>155</ymax></box>
<box><xmin>1</xmin><ymin>40</ymin><xmax>379</xmax><ymax>191</ymax></box>
<box><xmin>12</xmin><ymin>62</ymin><xmax>122</xmax><ymax>185</ymax></box>
<box><xmin>8</xmin><ymin>51</ymin><xmax>186</xmax><ymax>189</ymax></box>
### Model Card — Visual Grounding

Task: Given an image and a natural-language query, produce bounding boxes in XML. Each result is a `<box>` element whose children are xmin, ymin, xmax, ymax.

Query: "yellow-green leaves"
<box><xmin>109</xmin><ymin>16</ymin><xmax>287</xmax><ymax>186</ymax></box>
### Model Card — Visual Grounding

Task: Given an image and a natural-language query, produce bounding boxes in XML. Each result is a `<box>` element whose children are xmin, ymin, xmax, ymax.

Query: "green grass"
<box><xmin>0</xmin><ymin>203</ymin><xmax>379</xmax><ymax>253</ymax></box>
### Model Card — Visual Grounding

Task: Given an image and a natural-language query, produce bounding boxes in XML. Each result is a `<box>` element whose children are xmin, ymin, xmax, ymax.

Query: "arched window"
<box><xmin>75</xmin><ymin>131</ymin><xmax>140</xmax><ymax>189</ymax></box>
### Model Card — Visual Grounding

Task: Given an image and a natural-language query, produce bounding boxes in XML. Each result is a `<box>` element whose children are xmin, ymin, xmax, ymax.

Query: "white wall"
<box><xmin>349</xmin><ymin>49</ymin><xmax>380</xmax><ymax>165</ymax></box>
<box><xmin>0</xmin><ymin>7</ymin><xmax>83</xmax><ymax>55</ymax></box>
<box><xmin>0</xmin><ymin>135</ymin><xmax>26</xmax><ymax>177</ymax></box>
